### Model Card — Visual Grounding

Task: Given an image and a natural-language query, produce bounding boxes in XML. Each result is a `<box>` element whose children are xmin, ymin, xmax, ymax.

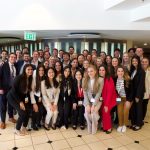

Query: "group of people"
<box><xmin>0</xmin><ymin>46</ymin><xmax>150</xmax><ymax>136</ymax></box>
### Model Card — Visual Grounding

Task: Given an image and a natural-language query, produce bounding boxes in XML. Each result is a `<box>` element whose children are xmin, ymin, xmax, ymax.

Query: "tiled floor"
<box><xmin>0</xmin><ymin>104</ymin><xmax>150</xmax><ymax>150</ymax></box>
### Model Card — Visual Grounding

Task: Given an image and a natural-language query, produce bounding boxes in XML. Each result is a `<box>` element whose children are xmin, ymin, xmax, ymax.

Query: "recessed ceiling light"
<box><xmin>144</xmin><ymin>43</ymin><xmax>148</xmax><ymax>46</ymax></box>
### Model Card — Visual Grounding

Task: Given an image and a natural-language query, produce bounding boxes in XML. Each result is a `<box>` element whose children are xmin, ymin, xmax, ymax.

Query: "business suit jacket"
<box><xmin>144</xmin><ymin>67</ymin><xmax>150</xmax><ymax>99</ymax></box>
<box><xmin>130</xmin><ymin>68</ymin><xmax>145</xmax><ymax>100</ymax></box>
<box><xmin>114</xmin><ymin>78</ymin><xmax>132</xmax><ymax>102</ymax></box>
<box><xmin>0</xmin><ymin>62</ymin><xmax>17</xmax><ymax>93</ymax></box>
<box><xmin>16</xmin><ymin>60</ymin><xmax>37</xmax><ymax>75</ymax></box>
<box><xmin>102</xmin><ymin>77</ymin><xmax>117</xmax><ymax>109</ymax></box>
<box><xmin>83</xmin><ymin>77</ymin><xmax>104</xmax><ymax>106</ymax></box>
<box><xmin>7</xmin><ymin>75</ymin><xmax>28</xmax><ymax>104</ymax></box>
<box><xmin>41</xmin><ymin>80</ymin><xmax>60</xmax><ymax>107</ymax></box>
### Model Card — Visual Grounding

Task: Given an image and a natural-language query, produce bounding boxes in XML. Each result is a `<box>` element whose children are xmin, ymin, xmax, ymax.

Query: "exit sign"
<box><xmin>24</xmin><ymin>31</ymin><xmax>36</xmax><ymax>41</ymax></box>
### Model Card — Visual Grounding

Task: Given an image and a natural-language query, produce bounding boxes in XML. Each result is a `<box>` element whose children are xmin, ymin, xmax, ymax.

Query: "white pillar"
<box><xmin>111</xmin><ymin>43</ymin><xmax>114</xmax><ymax>57</ymax></box>
<box><xmin>39</xmin><ymin>42</ymin><xmax>42</xmax><ymax>49</ymax></box>
<box><xmin>123</xmin><ymin>43</ymin><xmax>127</xmax><ymax>53</ymax></box>
<box><xmin>104</xmin><ymin>42</ymin><xmax>108</xmax><ymax>54</ymax></box>
<box><xmin>93</xmin><ymin>42</ymin><xmax>97</xmax><ymax>50</ymax></box>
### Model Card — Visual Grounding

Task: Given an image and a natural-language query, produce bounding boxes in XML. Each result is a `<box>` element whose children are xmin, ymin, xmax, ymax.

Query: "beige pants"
<box><xmin>117</xmin><ymin>97</ymin><xmax>130</xmax><ymax>126</ymax></box>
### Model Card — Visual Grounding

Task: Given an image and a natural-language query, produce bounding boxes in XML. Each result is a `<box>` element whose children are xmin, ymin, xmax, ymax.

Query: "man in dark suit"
<box><xmin>0</xmin><ymin>53</ymin><xmax>17</xmax><ymax>129</ymax></box>
<box><xmin>16</xmin><ymin>52</ymin><xmax>30</xmax><ymax>75</ymax></box>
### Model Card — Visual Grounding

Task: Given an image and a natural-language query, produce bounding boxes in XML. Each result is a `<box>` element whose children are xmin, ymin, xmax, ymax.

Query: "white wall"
<box><xmin>0</xmin><ymin>0</ymin><xmax>150</xmax><ymax>30</ymax></box>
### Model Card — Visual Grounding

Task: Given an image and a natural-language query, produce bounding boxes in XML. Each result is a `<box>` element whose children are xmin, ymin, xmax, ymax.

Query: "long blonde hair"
<box><xmin>82</xmin><ymin>64</ymin><xmax>100</xmax><ymax>94</ymax></box>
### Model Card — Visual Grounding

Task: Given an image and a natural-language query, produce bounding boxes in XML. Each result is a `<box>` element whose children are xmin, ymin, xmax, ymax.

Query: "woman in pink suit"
<box><xmin>99</xmin><ymin>65</ymin><xmax>117</xmax><ymax>134</ymax></box>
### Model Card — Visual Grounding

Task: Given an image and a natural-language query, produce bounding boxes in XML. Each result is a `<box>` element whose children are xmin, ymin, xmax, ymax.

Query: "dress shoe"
<box><xmin>51</xmin><ymin>124</ymin><xmax>56</xmax><ymax>130</ymax></box>
<box><xmin>32</xmin><ymin>126</ymin><xmax>39</xmax><ymax>131</ymax></box>
<box><xmin>72</xmin><ymin>125</ymin><xmax>77</xmax><ymax>130</ymax></box>
<box><xmin>133</xmin><ymin>126</ymin><xmax>141</xmax><ymax>131</ymax></box>
<box><xmin>43</xmin><ymin>124</ymin><xmax>50</xmax><ymax>130</ymax></box>
<box><xmin>0</xmin><ymin>122</ymin><xmax>6</xmax><ymax>129</ymax></box>
<box><xmin>80</xmin><ymin>125</ymin><xmax>85</xmax><ymax>130</ymax></box>
<box><xmin>105</xmin><ymin>129</ymin><xmax>112</xmax><ymax>134</ymax></box>
<box><xmin>9</xmin><ymin>118</ymin><xmax>17</xmax><ymax>123</ymax></box>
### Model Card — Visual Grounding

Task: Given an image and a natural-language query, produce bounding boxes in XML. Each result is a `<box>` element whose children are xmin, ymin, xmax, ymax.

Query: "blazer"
<box><xmin>114</xmin><ymin>78</ymin><xmax>132</xmax><ymax>102</ymax></box>
<box><xmin>144</xmin><ymin>67</ymin><xmax>150</xmax><ymax>99</ymax></box>
<box><xmin>16</xmin><ymin>60</ymin><xmax>36</xmax><ymax>75</ymax></box>
<box><xmin>130</xmin><ymin>68</ymin><xmax>145</xmax><ymax>100</ymax></box>
<box><xmin>0</xmin><ymin>62</ymin><xmax>17</xmax><ymax>92</ymax></box>
<box><xmin>72</xmin><ymin>80</ymin><xmax>84</xmax><ymax>104</ymax></box>
<box><xmin>102</xmin><ymin>77</ymin><xmax>117</xmax><ymax>109</ymax></box>
<box><xmin>7</xmin><ymin>75</ymin><xmax>28</xmax><ymax>104</ymax></box>
<box><xmin>59</xmin><ymin>77</ymin><xmax>74</xmax><ymax>104</ymax></box>
<box><xmin>83</xmin><ymin>77</ymin><xmax>104</xmax><ymax>106</ymax></box>
<box><xmin>41</xmin><ymin>80</ymin><xmax>60</xmax><ymax>107</ymax></box>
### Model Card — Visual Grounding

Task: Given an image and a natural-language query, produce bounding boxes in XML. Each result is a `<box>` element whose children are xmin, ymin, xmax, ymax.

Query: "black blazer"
<box><xmin>114</xmin><ymin>78</ymin><xmax>132</xmax><ymax>102</ymax></box>
<box><xmin>72</xmin><ymin>80</ymin><xmax>84</xmax><ymax>104</ymax></box>
<box><xmin>130</xmin><ymin>69</ymin><xmax>145</xmax><ymax>100</ymax></box>
<box><xmin>59</xmin><ymin>77</ymin><xmax>74</xmax><ymax>104</ymax></box>
<box><xmin>0</xmin><ymin>62</ymin><xmax>17</xmax><ymax>92</ymax></box>
<box><xmin>7</xmin><ymin>75</ymin><xmax>28</xmax><ymax>104</ymax></box>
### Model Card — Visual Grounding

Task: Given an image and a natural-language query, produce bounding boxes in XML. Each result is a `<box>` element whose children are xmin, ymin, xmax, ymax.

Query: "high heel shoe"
<box><xmin>43</xmin><ymin>124</ymin><xmax>50</xmax><ymax>130</ymax></box>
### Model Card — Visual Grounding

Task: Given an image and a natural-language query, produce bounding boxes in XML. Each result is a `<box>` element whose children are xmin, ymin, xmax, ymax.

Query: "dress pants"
<box><xmin>0</xmin><ymin>93</ymin><xmax>13</xmax><ymax>123</ymax></box>
<box><xmin>130</xmin><ymin>99</ymin><xmax>143</xmax><ymax>127</ymax></box>
<box><xmin>142</xmin><ymin>99</ymin><xmax>149</xmax><ymax>120</ymax></box>
<box><xmin>44</xmin><ymin>105</ymin><xmax>58</xmax><ymax>125</ymax></box>
<box><xmin>84</xmin><ymin>102</ymin><xmax>101</xmax><ymax>134</ymax></box>
<box><xmin>32</xmin><ymin>102</ymin><xmax>45</xmax><ymax>127</ymax></box>
<box><xmin>7</xmin><ymin>92</ymin><xmax>31</xmax><ymax>130</ymax></box>
<box><xmin>58</xmin><ymin>101</ymin><xmax>72</xmax><ymax>127</ymax></box>
<box><xmin>72</xmin><ymin>105</ymin><xmax>85</xmax><ymax>126</ymax></box>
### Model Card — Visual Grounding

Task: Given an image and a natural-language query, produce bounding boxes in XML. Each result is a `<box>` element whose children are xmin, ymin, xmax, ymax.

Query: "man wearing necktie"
<box><xmin>0</xmin><ymin>53</ymin><xmax>17</xmax><ymax>129</ymax></box>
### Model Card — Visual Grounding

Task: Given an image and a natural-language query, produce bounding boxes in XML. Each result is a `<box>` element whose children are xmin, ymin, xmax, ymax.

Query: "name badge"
<box><xmin>116</xmin><ymin>98</ymin><xmax>121</xmax><ymax>102</ymax></box>
<box><xmin>38</xmin><ymin>97</ymin><xmax>42</xmax><ymax>102</ymax></box>
<box><xmin>100</xmin><ymin>97</ymin><xmax>103</xmax><ymax>101</ymax></box>
<box><xmin>25</xmin><ymin>97</ymin><xmax>29</xmax><ymax>103</ymax></box>
<box><xmin>90</xmin><ymin>98</ymin><xmax>95</xmax><ymax>103</ymax></box>
<box><xmin>78</xmin><ymin>101</ymin><xmax>83</xmax><ymax>106</ymax></box>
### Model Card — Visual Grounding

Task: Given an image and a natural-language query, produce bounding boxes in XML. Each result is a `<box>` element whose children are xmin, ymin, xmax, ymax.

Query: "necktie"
<box><xmin>11</xmin><ymin>64</ymin><xmax>15</xmax><ymax>78</ymax></box>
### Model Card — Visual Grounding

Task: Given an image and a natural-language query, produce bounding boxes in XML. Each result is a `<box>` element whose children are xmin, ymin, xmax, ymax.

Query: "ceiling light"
<box><xmin>144</xmin><ymin>42</ymin><xmax>148</xmax><ymax>46</ymax></box>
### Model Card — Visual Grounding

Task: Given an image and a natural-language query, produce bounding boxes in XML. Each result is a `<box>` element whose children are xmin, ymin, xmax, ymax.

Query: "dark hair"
<box><xmin>23</xmin><ymin>52</ymin><xmax>30</xmax><ymax>56</ymax></box>
<box><xmin>55</xmin><ymin>60</ymin><xmax>63</xmax><ymax>73</ymax></box>
<box><xmin>20</xmin><ymin>64</ymin><xmax>33</xmax><ymax>92</ymax></box>
<box><xmin>63</xmin><ymin>52</ymin><xmax>70</xmax><ymax>58</ymax></box>
<box><xmin>9</xmin><ymin>53</ymin><xmax>16</xmax><ymax>58</ymax></box>
<box><xmin>35</xmin><ymin>64</ymin><xmax>46</xmax><ymax>92</ymax></box>
<box><xmin>45</xmin><ymin>67</ymin><xmax>59</xmax><ymax>88</ymax></box>
<box><xmin>77</xmin><ymin>54</ymin><xmax>84</xmax><ymax>60</ymax></box>
<box><xmin>100</xmin><ymin>51</ymin><xmax>106</xmax><ymax>55</ymax></box>
<box><xmin>2</xmin><ymin>50</ymin><xmax>8</xmax><ymax>54</ymax></box>
<box><xmin>53</xmin><ymin>48</ymin><xmax>58</xmax><ymax>52</ymax></box>
<box><xmin>128</xmin><ymin>48</ymin><xmax>135</xmax><ymax>53</ymax></box>
<box><xmin>74</xmin><ymin>69</ymin><xmax>83</xmax><ymax>84</ymax></box>
<box><xmin>69</xmin><ymin>46</ymin><xmax>74</xmax><ymax>49</ymax></box>
<box><xmin>130</xmin><ymin>55</ymin><xmax>142</xmax><ymax>73</ymax></box>
<box><xmin>99</xmin><ymin>64</ymin><xmax>111</xmax><ymax>79</ymax></box>
<box><xmin>114</xmin><ymin>48</ymin><xmax>121</xmax><ymax>52</ymax></box>
<box><xmin>74</xmin><ymin>69</ymin><xmax>83</xmax><ymax>95</ymax></box>
<box><xmin>61</xmin><ymin>66</ymin><xmax>72</xmax><ymax>89</ymax></box>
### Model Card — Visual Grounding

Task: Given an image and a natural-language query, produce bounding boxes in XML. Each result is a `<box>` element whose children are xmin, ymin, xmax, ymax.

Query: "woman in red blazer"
<box><xmin>99</xmin><ymin>65</ymin><xmax>117</xmax><ymax>134</ymax></box>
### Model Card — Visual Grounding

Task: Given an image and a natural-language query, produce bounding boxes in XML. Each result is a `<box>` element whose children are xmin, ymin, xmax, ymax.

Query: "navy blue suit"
<box><xmin>0</xmin><ymin>62</ymin><xmax>17</xmax><ymax>122</ymax></box>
